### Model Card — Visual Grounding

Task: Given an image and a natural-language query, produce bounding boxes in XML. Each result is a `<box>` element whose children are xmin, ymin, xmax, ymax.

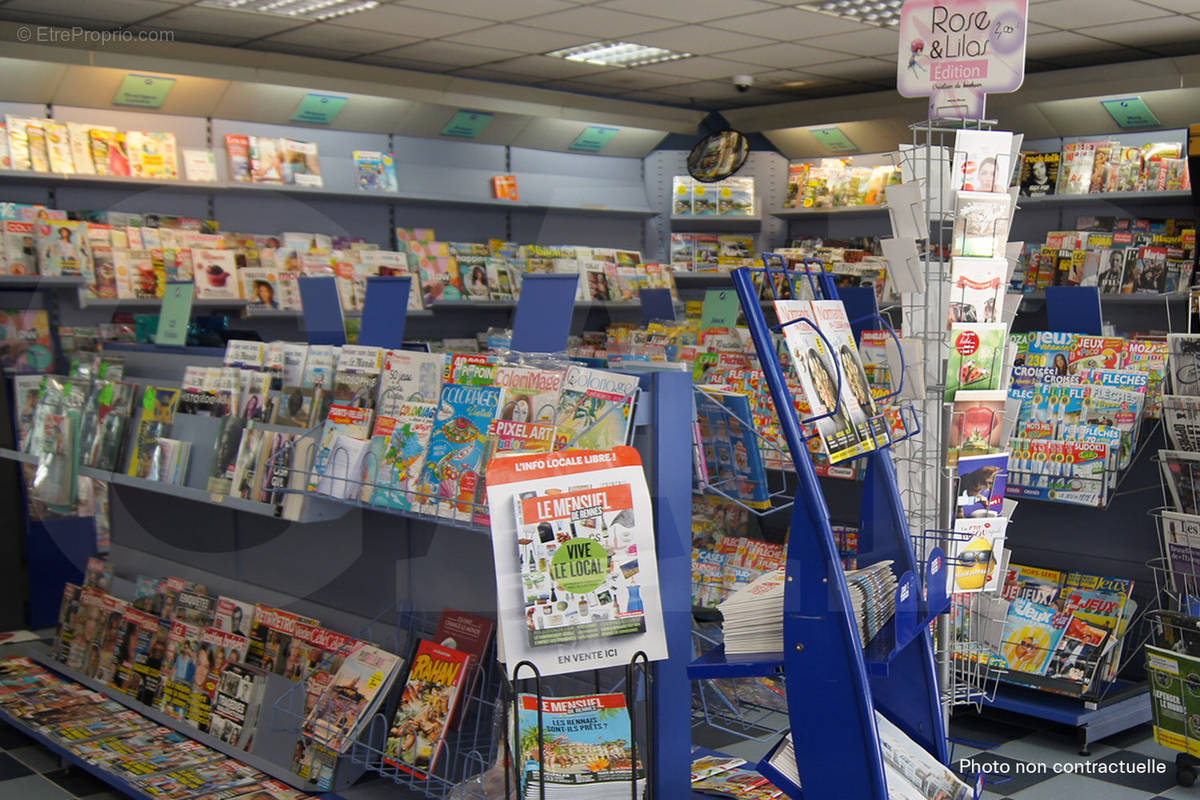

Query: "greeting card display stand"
<box><xmin>686</xmin><ymin>261</ymin><xmax>964</xmax><ymax>800</ymax></box>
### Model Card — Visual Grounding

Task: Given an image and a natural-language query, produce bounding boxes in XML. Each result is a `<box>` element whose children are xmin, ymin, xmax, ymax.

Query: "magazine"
<box><xmin>158</xmin><ymin>620</ymin><xmax>202</xmax><ymax>719</ymax></box>
<box><xmin>413</xmin><ymin>383</ymin><xmax>502</xmax><ymax>519</ymax></box>
<box><xmin>37</xmin><ymin>220</ymin><xmax>89</xmax><ymax>276</ymax></box>
<box><xmin>513</xmin><ymin>693</ymin><xmax>645</xmax><ymax>800</ymax></box>
<box><xmin>1000</xmin><ymin>597</ymin><xmax>1068</xmax><ymax>675</ymax></box>
<box><xmin>775</xmin><ymin>299</ymin><xmax>874</xmax><ymax>464</ymax></box>
<box><xmin>376</xmin><ymin>350</ymin><xmax>446</xmax><ymax>413</ymax></box>
<box><xmin>1161</xmin><ymin>511</ymin><xmax>1200</xmax><ymax>595</ymax></box>
<box><xmin>353</xmin><ymin>150</ymin><xmax>399</xmax><ymax>192</ymax></box>
<box><xmin>485</xmin><ymin>447</ymin><xmax>667</xmax><ymax>677</ymax></box>
<box><xmin>127</xmin><ymin>387</ymin><xmax>180</xmax><ymax>478</ymax></box>
<box><xmin>209</xmin><ymin>663</ymin><xmax>267</xmax><ymax>750</ymax></box>
<box><xmin>364</xmin><ymin>402</ymin><xmax>436</xmax><ymax>511</ymax></box>
<box><xmin>945</xmin><ymin>323</ymin><xmax>1007</xmax><ymax>401</ymax></box>
<box><xmin>383</xmin><ymin>639</ymin><xmax>470</xmax><ymax>775</ymax></box>
<box><xmin>112</xmin><ymin>606</ymin><xmax>171</xmax><ymax>706</ymax></box>
<box><xmin>188</xmin><ymin>627</ymin><xmax>250</xmax><ymax>732</ymax></box>
<box><xmin>553</xmin><ymin>366</ymin><xmax>639</xmax><ymax>451</ymax></box>
<box><xmin>1019</xmin><ymin>151</ymin><xmax>1059</xmax><ymax>197</ymax></box>
<box><xmin>302</xmin><ymin>642</ymin><xmax>402</xmax><ymax>752</ymax></box>
<box><xmin>694</xmin><ymin>388</ymin><xmax>770</xmax><ymax>510</ymax></box>
<box><xmin>432</xmin><ymin>609</ymin><xmax>494</xmax><ymax>728</ymax></box>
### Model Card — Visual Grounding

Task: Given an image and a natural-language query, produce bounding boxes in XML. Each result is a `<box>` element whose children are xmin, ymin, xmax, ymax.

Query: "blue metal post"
<box><xmin>358</xmin><ymin>276</ymin><xmax>411</xmax><ymax>349</ymax></box>
<box><xmin>298</xmin><ymin>276</ymin><xmax>348</xmax><ymax>346</ymax></box>
<box><xmin>510</xmin><ymin>274</ymin><xmax>578</xmax><ymax>353</ymax></box>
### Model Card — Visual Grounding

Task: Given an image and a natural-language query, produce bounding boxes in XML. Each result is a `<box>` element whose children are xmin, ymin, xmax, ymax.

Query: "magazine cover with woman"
<box><xmin>486</xmin><ymin>447</ymin><xmax>667</xmax><ymax>678</ymax></box>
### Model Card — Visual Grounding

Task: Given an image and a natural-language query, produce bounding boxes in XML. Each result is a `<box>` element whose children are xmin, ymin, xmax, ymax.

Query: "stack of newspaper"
<box><xmin>847</xmin><ymin>561</ymin><xmax>899</xmax><ymax>647</ymax></box>
<box><xmin>718</xmin><ymin>561</ymin><xmax>899</xmax><ymax>654</ymax></box>
<box><xmin>764</xmin><ymin>712</ymin><xmax>971</xmax><ymax>800</ymax></box>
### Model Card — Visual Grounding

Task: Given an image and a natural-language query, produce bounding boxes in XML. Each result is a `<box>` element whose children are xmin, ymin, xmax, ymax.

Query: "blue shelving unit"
<box><xmin>686</xmin><ymin>262</ymin><xmax>954</xmax><ymax>799</ymax></box>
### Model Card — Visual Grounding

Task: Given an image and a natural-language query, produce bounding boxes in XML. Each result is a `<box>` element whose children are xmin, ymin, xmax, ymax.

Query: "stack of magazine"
<box><xmin>717</xmin><ymin>560</ymin><xmax>898</xmax><ymax>654</ymax></box>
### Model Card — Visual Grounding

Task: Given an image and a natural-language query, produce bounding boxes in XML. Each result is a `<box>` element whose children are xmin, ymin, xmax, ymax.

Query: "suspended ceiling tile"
<box><xmin>1024</xmin><ymin>30</ymin><xmax>1117</xmax><ymax>59</ymax></box>
<box><xmin>451</xmin><ymin>65</ymin><xmax>553</xmax><ymax>83</ymax></box>
<box><xmin>324</xmin><ymin>4</ymin><xmax>491</xmax><ymax>36</ymax></box>
<box><xmin>638</xmin><ymin>56</ymin><xmax>769</xmax><ymax>81</ymax></box>
<box><xmin>483</xmin><ymin>54</ymin><xmax>620</xmax><ymax>78</ymax></box>
<box><xmin>657</xmin><ymin>79</ymin><xmax>772</xmax><ymax>101</ymax></box>
<box><xmin>567</xmin><ymin>69</ymin><xmax>691</xmax><ymax>90</ymax></box>
<box><xmin>595</xmin><ymin>0</ymin><xmax>779</xmax><ymax>23</ymax></box>
<box><xmin>1078</xmin><ymin>14</ymin><xmax>1200</xmax><ymax>48</ymax></box>
<box><xmin>807</xmin><ymin>27</ymin><xmax>899</xmax><ymax>57</ymax></box>
<box><xmin>1030</xmin><ymin>0</ymin><xmax>1173</xmax><ymax>27</ymax></box>
<box><xmin>260</xmin><ymin>25</ymin><xmax>422</xmax><ymax>55</ymax></box>
<box><xmin>620</xmin><ymin>88</ymin><xmax>694</xmax><ymax>105</ymax></box>
<box><xmin>630</xmin><ymin>25</ymin><xmax>775</xmax><ymax>55</ymax></box>
<box><xmin>372</xmin><ymin>41</ymin><xmax>525</xmax><ymax>68</ymax></box>
<box><xmin>353</xmin><ymin>53</ymin><xmax>460</xmax><ymax>71</ymax></box>
<box><xmin>519</xmin><ymin>5</ymin><xmax>676</xmax><ymax>37</ymax></box>
<box><xmin>1143</xmin><ymin>0</ymin><xmax>1200</xmax><ymax>10</ymax></box>
<box><xmin>1026</xmin><ymin>22</ymin><xmax>1060</xmax><ymax>34</ymax></box>
<box><xmin>132</xmin><ymin>6</ymin><xmax>310</xmax><ymax>38</ymax></box>
<box><xmin>243</xmin><ymin>40</ymin><xmax>359</xmax><ymax>60</ymax></box>
<box><xmin>400</xmin><ymin>0</ymin><xmax>575</xmax><ymax>22</ymax></box>
<box><xmin>440</xmin><ymin>23</ymin><xmax>593</xmax><ymax>51</ymax></box>
<box><xmin>1043</xmin><ymin>46</ymin><xmax>1150</xmax><ymax>68</ymax></box>
<box><xmin>803</xmin><ymin>58</ymin><xmax>896</xmax><ymax>82</ymax></box>
<box><xmin>126</xmin><ymin>25</ymin><xmax>251</xmax><ymax>46</ymax></box>
<box><xmin>717</xmin><ymin>6</ymin><xmax>875</xmax><ymax>38</ymax></box>
<box><xmin>1</xmin><ymin>0</ymin><xmax>180</xmax><ymax>24</ymax></box>
<box><xmin>717</xmin><ymin>41</ymin><xmax>847</xmax><ymax>69</ymax></box>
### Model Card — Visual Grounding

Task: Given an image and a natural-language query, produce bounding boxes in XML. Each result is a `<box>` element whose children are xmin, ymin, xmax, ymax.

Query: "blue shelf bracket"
<box><xmin>357</xmin><ymin>275</ymin><xmax>411</xmax><ymax>349</ymax></box>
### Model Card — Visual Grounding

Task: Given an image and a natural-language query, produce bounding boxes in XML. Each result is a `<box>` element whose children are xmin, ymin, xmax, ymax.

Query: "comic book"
<box><xmin>303</xmin><ymin>642</ymin><xmax>402</xmax><ymax>753</ymax></box>
<box><xmin>383</xmin><ymin>639</ymin><xmax>470</xmax><ymax>775</ymax></box>
<box><xmin>413</xmin><ymin>383</ymin><xmax>501</xmax><ymax>519</ymax></box>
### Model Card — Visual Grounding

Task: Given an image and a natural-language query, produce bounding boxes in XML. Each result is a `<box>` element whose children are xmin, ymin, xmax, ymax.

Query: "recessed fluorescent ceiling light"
<box><xmin>807</xmin><ymin>0</ymin><xmax>904</xmax><ymax>27</ymax></box>
<box><xmin>547</xmin><ymin>41</ymin><xmax>692</xmax><ymax>68</ymax></box>
<box><xmin>197</xmin><ymin>0</ymin><xmax>379</xmax><ymax>21</ymax></box>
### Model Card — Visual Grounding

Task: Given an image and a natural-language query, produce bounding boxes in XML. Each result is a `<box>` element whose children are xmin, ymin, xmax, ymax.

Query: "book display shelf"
<box><xmin>0</xmin><ymin>274</ymin><xmax>697</xmax><ymax>799</ymax></box>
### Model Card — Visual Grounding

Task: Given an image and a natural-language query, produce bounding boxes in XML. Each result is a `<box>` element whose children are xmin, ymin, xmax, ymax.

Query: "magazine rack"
<box><xmin>685</xmin><ymin>261</ymin><xmax>958</xmax><ymax>800</ymax></box>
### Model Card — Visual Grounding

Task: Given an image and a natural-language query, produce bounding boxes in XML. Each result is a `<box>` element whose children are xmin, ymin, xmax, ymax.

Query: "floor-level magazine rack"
<box><xmin>686</xmin><ymin>260</ymin><xmax>964</xmax><ymax>799</ymax></box>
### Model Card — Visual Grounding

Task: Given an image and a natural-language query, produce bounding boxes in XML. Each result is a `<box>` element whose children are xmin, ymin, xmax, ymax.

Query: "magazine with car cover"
<box><xmin>383</xmin><ymin>638</ymin><xmax>470</xmax><ymax>776</ymax></box>
<box><xmin>513</xmin><ymin>692</ymin><xmax>645</xmax><ymax>800</ymax></box>
<box><xmin>303</xmin><ymin>642</ymin><xmax>402</xmax><ymax>753</ymax></box>
<box><xmin>1000</xmin><ymin>597</ymin><xmax>1069</xmax><ymax>675</ymax></box>
<box><xmin>553</xmin><ymin>366</ymin><xmax>638</xmax><ymax>451</ymax></box>
<box><xmin>413</xmin><ymin>383</ymin><xmax>501</xmax><ymax>519</ymax></box>
<box><xmin>485</xmin><ymin>446</ymin><xmax>667</xmax><ymax>678</ymax></box>
<box><xmin>774</xmin><ymin>299</ymin><xmax>874</xmax><ymax>464</ymax></box>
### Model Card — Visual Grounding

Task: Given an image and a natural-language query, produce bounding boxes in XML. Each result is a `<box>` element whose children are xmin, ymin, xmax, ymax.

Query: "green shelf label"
<box><xmin>441</xmin><ymin>110</ymin><xmax>494</xmax><ymax>139</ymax></box>
<box><xmin>570</xmin><ymin>126</ymin><xmax>619</xmax><ymax>153</ymax></box>
<box><xmin>291</xmin><ymin>93</ymin><xmax>348</xmax><ymax>125</ymax></box>
<box><xmin>701</xmin><ymin>289</ymin><xmax>741</xmax><ymax>330</ymax></box>
<box><xmin>113</xmin><ymin>74</ymin><xmax>175</xmax><ymax>108</ymax></box>
<box><xmin>1100</xmin><ymin>97</ymin><xmax>1160</xmax><ymax>129</ymax></box>
<box><xmin>155</xmin><ymin>281</ymin><xmax>194</xmax><ymax>347</ymax></box>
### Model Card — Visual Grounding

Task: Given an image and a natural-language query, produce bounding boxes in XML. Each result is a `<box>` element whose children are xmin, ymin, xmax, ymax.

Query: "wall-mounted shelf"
<box><xmin>670</xmin><ymin>215</ymin><xmax>762</xmax><ymax>232</ymax></box>
<box><xmin>1018</xmin><ymin>290</ymin><xmax>1189</xmax><ymax>305</ymax></box>
<box><xmin>80</xmin><ymin>297</ymin><xmax>250</xmax><ymax>309</ymax></box>
<box><xmin>0</xmin><ymin>169</ymin><xmax>657</xmax><ymax>217</ymax></box>
<box><xmin>771</xmin><ymin>205</ymin><xmax>889</xmax><ymax>217</ymax></box>
<box><xmin>1017</xmin><ymin>190</ymin><xmax>1193</xmax><ymax>206</ymax></box>
<box><xmin>0</xmin><ymin>275</ymin><xmax>86</xmax><ymax>290</ymax></box>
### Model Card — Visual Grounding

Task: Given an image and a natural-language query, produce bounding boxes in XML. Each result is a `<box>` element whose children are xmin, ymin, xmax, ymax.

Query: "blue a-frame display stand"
<box><xmin>687</xmin><ymin>263</ymin><xmax>954</xmax><ymax>799</ymax></box>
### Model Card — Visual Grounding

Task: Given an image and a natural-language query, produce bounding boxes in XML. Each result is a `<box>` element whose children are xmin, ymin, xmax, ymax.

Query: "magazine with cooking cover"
<box><xmin>1000</xmin><ymin>597</ymin><xmax>1069</xmax><ymax>675</ymax></box>
<box><xmin>949</xmin><ymin>517</ymin><xmax>1007</xmax><ymax>594</ymax></box>
<box><xmin>952</xmin><ymin>191</ymin><xmax>1012</xmax><ymax>259</ymax></box>
<box><xmin>486</xmin><ymin>446</ymin><xmax>667</xmax><ymax>678</ymax></box>
<box><xmin>952</xmin><ymin>129</ymin><xmax>1013</xmax><ymax>194</ymax></box>
<box><xmin>127</xmin><ymin>386</ymin><xmax>179</xmax><ymax>478</ymax></box>
<box><xmin>382</xmin><ymin>638</ymin><xmax>470</xmax><ymax>776</ymax></box>
<box><xmin>948</xmin><ymin>257</ymin><xmax>1006</xmax><ymax>327</ymax></box>
<box><xmin>364</xmin><ymin>402</ymin><xmax>436</xmax><ymax>511</ymax></box>
<box><xmin>513</xmin><ymin>692</ymin><xmax>645</xmax><ymax>799</ymax></box>
<box><xmin>774</xmin><ymin>299</ymin><xmax>874</xmax><ymax>463</ymax></box>
<box><xmin>409</xmin><ymin>383</ymin><xmax>500</xmax><ymax>519</ymax></box>
<box><xmin>303</xmin><ymin>642</ymin><xmax>402</xmax><ymax>753</ymax></box>
<box><xmin>1019</xmin><ymin>151</ymin><xmax>1059</xmax><ymax>197</ymax></box>
<box><xmin>186</xmin><ymin>627</ymin><xmax>251</xmax><ymax>732</ymax></box>
<box><xmin>193</xmin><ymin>248</ymin><xmax>240</xmax><ymax>300</ymax></box>
<box><xmin>553</xmin><ymin>366</ymin><xmax>638</xmax><ymax>452</ymax></box>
